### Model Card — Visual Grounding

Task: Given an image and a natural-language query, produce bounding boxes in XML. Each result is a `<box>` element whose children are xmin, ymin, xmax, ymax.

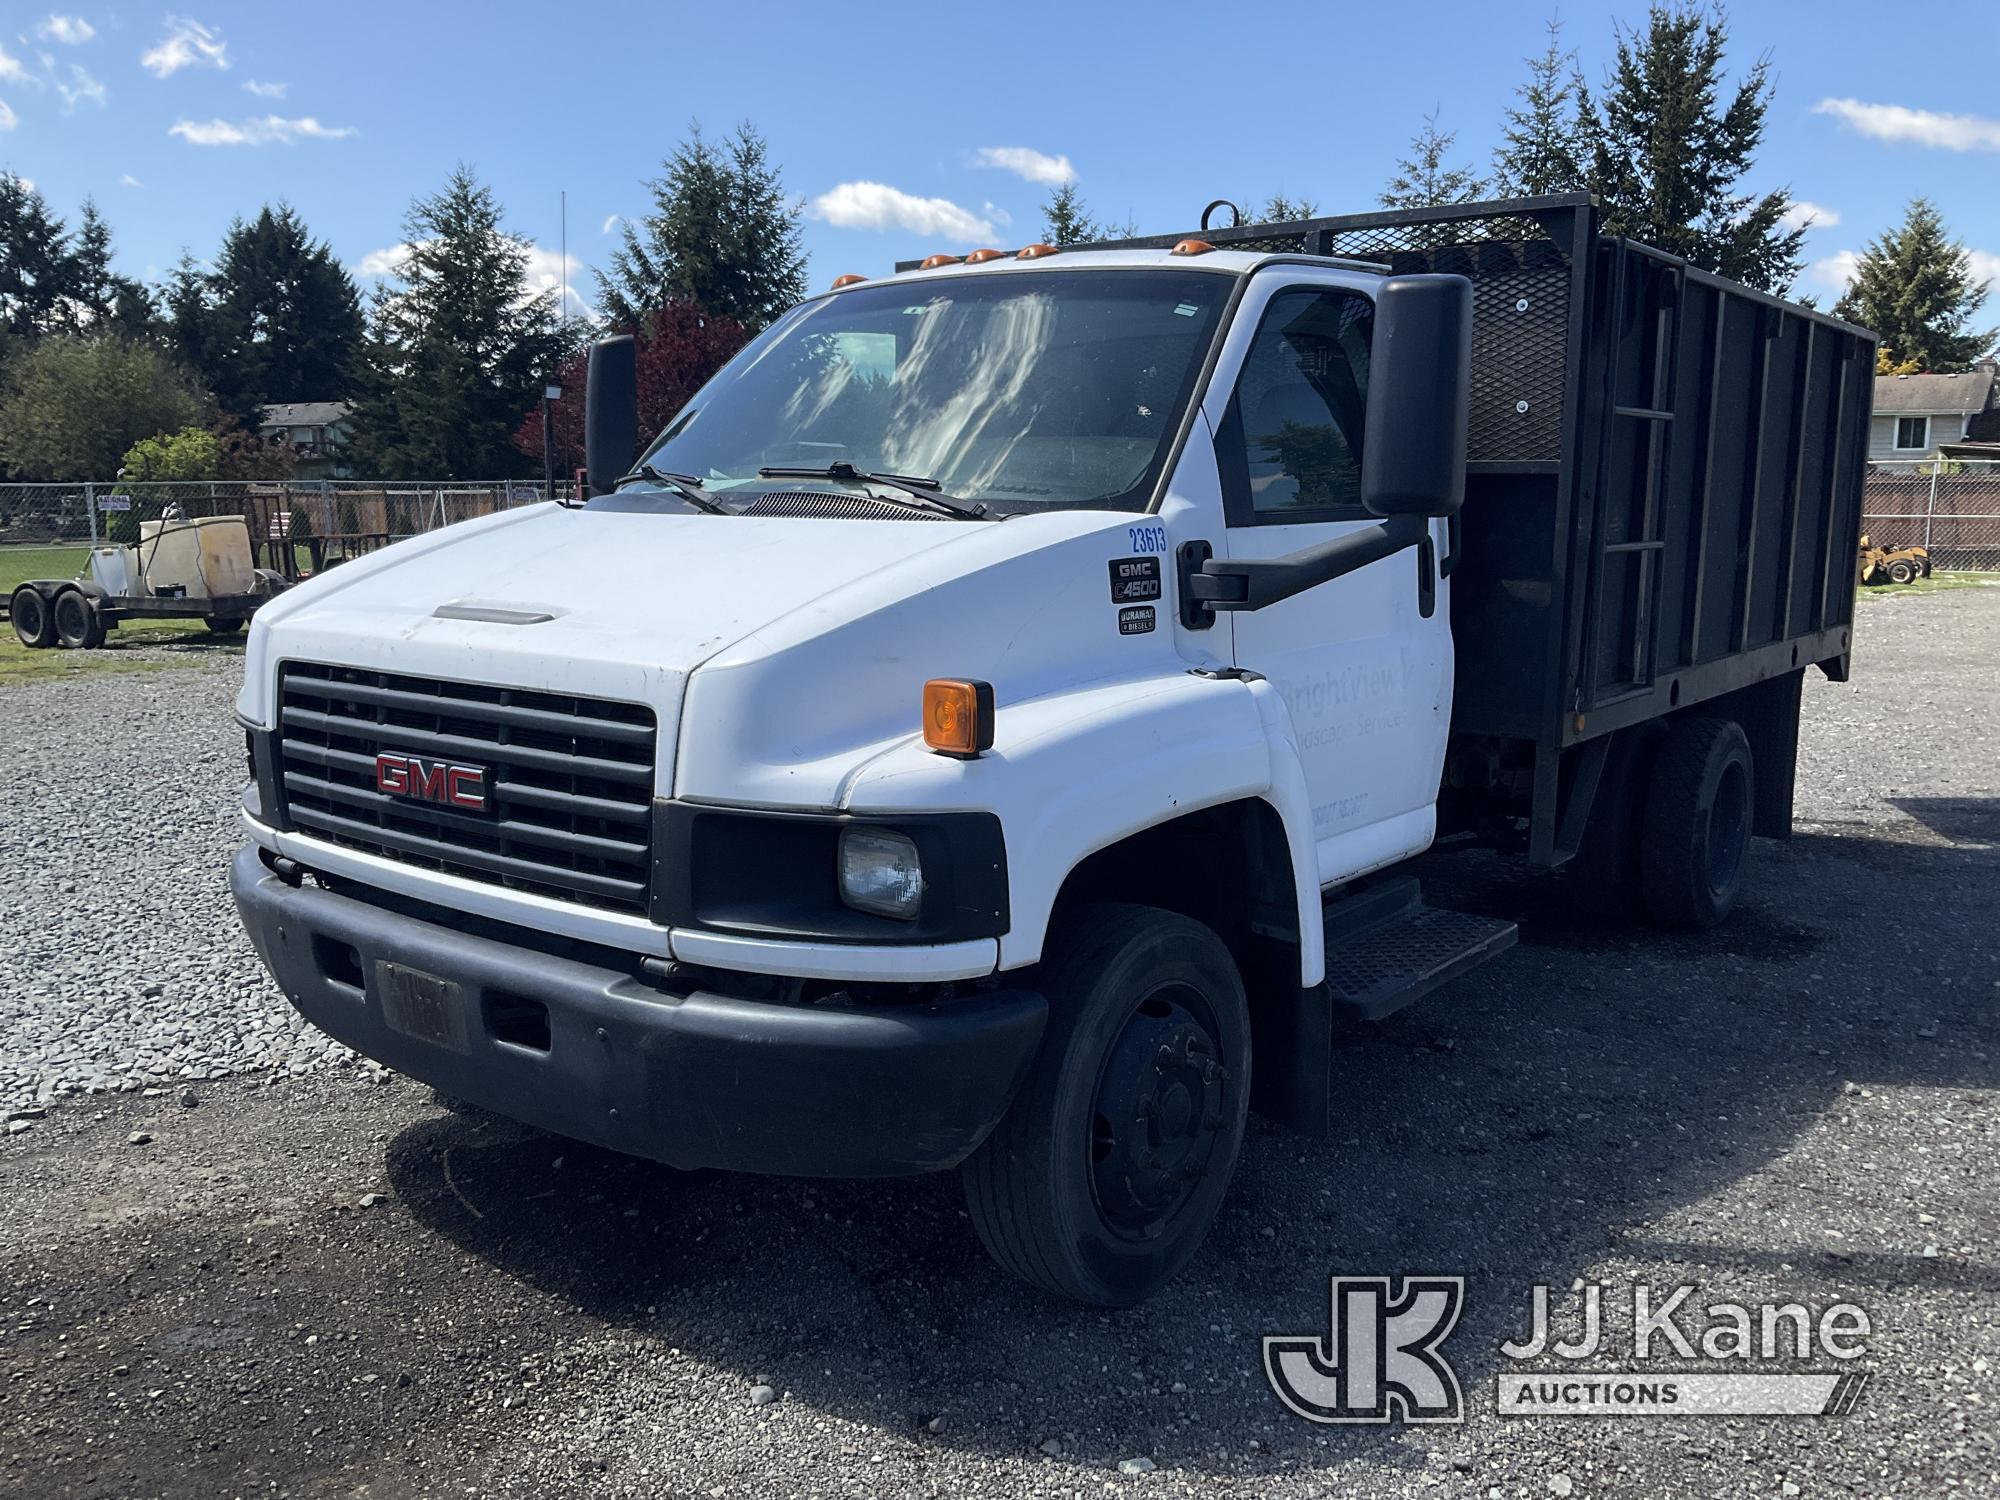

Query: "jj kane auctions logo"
<box><xmin>1265</xmin><ymin>1277</ymin><xmax>1873</xmax><ymax>1424</ymax></box>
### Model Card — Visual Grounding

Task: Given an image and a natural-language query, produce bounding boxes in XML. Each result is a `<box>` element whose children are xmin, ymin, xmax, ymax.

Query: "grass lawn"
<box><xmin>1855</xmin><ymin>569</ymin><xmax>2000</xmax><ymax>602</ymax></box>
<box><xmin>0</xmin><ymin>542</ymin><xmax>246</xmax><ymax>686</ymax></box>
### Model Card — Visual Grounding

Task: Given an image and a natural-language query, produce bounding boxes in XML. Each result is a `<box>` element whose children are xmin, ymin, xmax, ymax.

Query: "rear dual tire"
<box><xmin>1568</xmin><ymin>716</ymin><xmax>1756</xmax><ymax>930</ymax></box>
<box><xmin>962</xmin><ymin>903</ymin><xmax>1250</xmax><ymax>1307</ymax></box>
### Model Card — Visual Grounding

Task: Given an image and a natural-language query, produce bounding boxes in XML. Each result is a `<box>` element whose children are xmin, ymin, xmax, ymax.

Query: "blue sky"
<box><xmin>4</xmin><ymin>0</ymin><xmax>1997</xmax><ymax>317</ymax></box>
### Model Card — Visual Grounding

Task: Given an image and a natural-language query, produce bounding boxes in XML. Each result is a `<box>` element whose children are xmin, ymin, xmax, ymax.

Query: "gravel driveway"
<box><xmin>1</xmin><ymin>588</ymin><xmax>1995</xmax><ymax>1499</ymax></box>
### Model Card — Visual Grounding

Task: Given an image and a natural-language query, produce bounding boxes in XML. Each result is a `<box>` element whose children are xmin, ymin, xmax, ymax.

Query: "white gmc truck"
<box><xmin>232</xmin><ymin>195</ymin><xmax>1873</xmax><ymax>1305</ymax></box>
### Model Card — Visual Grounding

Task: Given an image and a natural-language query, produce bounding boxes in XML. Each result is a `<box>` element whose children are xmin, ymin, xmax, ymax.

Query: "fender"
<box><xmin>841</xmin><ymin>670</ymin><xmax>1327</xmax><ymax>985</ymax></box>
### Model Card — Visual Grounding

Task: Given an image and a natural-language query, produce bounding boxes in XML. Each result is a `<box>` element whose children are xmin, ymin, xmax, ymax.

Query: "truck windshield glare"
<box><xmin>628</xmin><ymin>270</ymin><xmax>1230</xmax><ymax>514</ymax></box>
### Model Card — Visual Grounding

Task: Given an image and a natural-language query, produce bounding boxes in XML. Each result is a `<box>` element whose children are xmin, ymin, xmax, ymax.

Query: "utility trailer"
<box><xmin>8</xmin><ymin>513</ymin><xmax>288</xmax><ymax>650</ymax></box>
<box><xmin>231</xmin><ymin>194</ymin><xmax>1875</xmax><ymax>1305</ymax></box>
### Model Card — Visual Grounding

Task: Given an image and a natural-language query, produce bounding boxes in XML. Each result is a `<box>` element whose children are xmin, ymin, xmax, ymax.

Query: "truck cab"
<box><xmin>231</xmin><ymin>196</ymin><xmax>1873</xmax><ymax>1305</ymax></box>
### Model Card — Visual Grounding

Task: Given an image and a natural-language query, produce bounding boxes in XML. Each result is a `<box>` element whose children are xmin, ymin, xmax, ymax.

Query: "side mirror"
<box><xmin>1360</xmin><ymin>275</ymin><xmax>1473</xmax><ymax>519</ymax></box>
<box><xmin>584</xmin><ymin>335</ymin><xmax>638</xmax><ymax>497</ymax></box>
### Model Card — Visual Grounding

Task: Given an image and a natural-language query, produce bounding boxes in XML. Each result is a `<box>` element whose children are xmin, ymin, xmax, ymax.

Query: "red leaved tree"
<box><xmin>515</xmin><ymin>300</ymin><xmax>750</xmax><ymax>480</ymax></box>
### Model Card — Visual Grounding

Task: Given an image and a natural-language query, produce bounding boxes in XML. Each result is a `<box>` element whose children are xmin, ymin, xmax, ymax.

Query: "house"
<box><xmin>259</xmin><ymin>401</ymin><xmax>354</xmax><ymax>479</ymax></box>
<box><xmin>1869</xmin><ymin>362</ymin><xmax>1997</xmax><ymax>462</ymax></box>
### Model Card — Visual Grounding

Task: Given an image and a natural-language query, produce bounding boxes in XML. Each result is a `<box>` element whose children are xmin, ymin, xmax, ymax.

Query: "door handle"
<box><xmin>1417</xmin><ymin>534</ymin><xmax>1437</xmax><ymax>619</ymax></box>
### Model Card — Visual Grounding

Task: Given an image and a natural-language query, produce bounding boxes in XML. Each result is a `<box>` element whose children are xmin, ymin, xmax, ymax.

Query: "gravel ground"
<box><xmin>0</xmin><ymin>660</ymin><xmax>355</xmax><ymax>1109</ymax></box>
<box><xmin>0</xmin><ymin>587</ymin><xmax>1996</xmax><ymax>1499</ymax></box>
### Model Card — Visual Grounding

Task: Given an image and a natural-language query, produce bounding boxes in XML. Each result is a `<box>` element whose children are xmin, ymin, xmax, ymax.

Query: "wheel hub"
<box><xmin>1090</xmin><ymin>989</ymin><xmax>1227</xmax><ymax>1241</ymax></box>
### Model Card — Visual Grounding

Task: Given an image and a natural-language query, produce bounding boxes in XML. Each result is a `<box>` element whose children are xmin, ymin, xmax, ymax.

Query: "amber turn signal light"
<box><xmin>923</xmin><ymin>678</ymin><xmax>995</xmax><ymax>759</ymax></box>
<box><xmin>831</xmin><ymin>273</ymin><xmax>868</xmax><ymax>289</ymax></box>
<box><xmin>1170</xmin><ymin>238</ymin><xmax>1216</xmax><ymax>256</ymax></box>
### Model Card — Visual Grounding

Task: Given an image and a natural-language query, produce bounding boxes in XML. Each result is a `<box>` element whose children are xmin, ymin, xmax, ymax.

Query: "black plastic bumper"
<box><xmin>230</xmin><ymin>844</ymin><xmax>1046</xmax><ymax>1176</ymax></box>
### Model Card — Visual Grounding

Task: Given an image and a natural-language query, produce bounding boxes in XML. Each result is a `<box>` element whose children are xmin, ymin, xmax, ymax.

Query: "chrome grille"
<box><xmin>275</xmin><ymin>662</ymin><xmax>657</xmax><ymax>914</ymax></box>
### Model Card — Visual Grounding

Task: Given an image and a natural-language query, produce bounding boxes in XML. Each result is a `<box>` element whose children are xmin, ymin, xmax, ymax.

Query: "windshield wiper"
<box><xmin>756</xmin><ymin>462</ymin><xmax>987</xmax><ymax>520</ymax></box>
<box><xmin>615</xmin><ymin>463</ymin><xmax>731</xmax><ymax>514</ymax></box>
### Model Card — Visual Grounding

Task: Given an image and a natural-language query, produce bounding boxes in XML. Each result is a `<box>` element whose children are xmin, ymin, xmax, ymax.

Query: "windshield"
<box><xmin>631</xmin><ymin>269</ymin><xmax>1231</xmax><ymax>514</ymax></box>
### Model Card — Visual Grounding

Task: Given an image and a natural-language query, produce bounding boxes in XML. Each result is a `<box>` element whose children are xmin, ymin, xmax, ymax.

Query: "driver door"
<box><xmin>1208</xmin><ymin>279</ymin><xmax>1453</xmax><ymax>887</ymax></box>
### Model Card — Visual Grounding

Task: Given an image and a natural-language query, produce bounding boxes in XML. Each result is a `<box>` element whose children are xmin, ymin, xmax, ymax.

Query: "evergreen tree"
<box><xmin>1835</xmin><ymin>199</ymin><xmax>1996</xmax><ymax>370</ymax></box>
<box><xmin>598</xmin><ymin>122</ymin><xmax>806</xmax><ymax>331</ymax></box>
<box><xmin>1380</xmin><ymin>111</ymin><xmax>1486</xmax><ymax>212</ymax></box>
<box><xmin>1493</xmin><ymin>19</ymin><xmax>1587</xmax><ymax>197</ymax></box>
<box><xmin>0</xmin><ymin>174</ymin><xmax>74</xmax><ymax>347</ymax></box>
<box><xmin>1579</xmin><ymin>4</ymin><xmax>1803</xmax><ymax>292</ymax></box>
<box><xmin>347</xmin><ymin>167</ymin><xmax>567</xmax><ymax>478</ymax></box>
<box><xmin>189</xmin><ymin>205</ymin><xmax>366</xmax><ymax>421</ymax></box>
<box><xmin>1258</xmin><ymin>195</ymin><xmax>1319</xmax><ymax>223</ymax></box>
<box><xmin>1041</xmin><ymin>183</ymin><xmax>1100</xmax><ymax>246</ymax></box>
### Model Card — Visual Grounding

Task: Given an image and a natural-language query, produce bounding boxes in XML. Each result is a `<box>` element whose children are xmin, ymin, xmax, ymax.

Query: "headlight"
<box><xmin>837</xmin><ymin>828</ymin><xmax>924</xmax><ymax>920</ymax></box>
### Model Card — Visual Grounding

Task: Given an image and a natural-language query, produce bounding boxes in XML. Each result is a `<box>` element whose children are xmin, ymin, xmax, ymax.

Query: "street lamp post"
<box><xmin>542</xmin><ymin>382</ymin><xmax>563</xmax><ymax>501</ymax></box>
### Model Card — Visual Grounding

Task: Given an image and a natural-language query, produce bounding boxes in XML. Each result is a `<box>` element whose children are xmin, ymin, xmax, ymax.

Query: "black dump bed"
<box><xmin>1095</xmin><ymin>194</ymin><xmax>1875</xmax><ymax>858</ymax></box>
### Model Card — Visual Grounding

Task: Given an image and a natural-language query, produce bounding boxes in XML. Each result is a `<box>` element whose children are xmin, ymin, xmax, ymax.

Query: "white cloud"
<box><xmin>1812</xmin><ymin>98</ymin><xmax>2000</xmax><ymax>153</ymax></box>
<box><xmin>0</xmin><ymin>42</ymin><xmax>31</xmax><ymax>82</ymax></box>
<box><xmin>38</xmin><ymin>14</ymin><xmax>95</xmax><ymax>44</ymax></box>
<box><xmin>1968</xmin><ymin>250</ymin><xmax>2000</xmax><ymax>290</ymax></box>
<box><xmin>119</xmin><ymin>172</ymin><xmax>141</xmax><ymax>187</ymax></box>
<box><xmin>1806</xmin><ymin>249</ymin><xmax>1863</xmax><ymax>295</ymax></box>
<box><xmin>809</xmin><ymin>181</ymin><xmax>997</xmax><ymax>242</ymax></box>
<box><xmin>55</xmin><ymin>63</ymin><xmax>104</xmax><ymax>110</ymax></box>
<box><xmin>142</xmin><ymin>16</ymin><xmax>229</xmax><ymax>77</ymax></box>
<box><xmin>1781</xmin><ymin>200</ymin><xmax>1840</xmax><ymax>232</ymax></box>
<box><xmin>355</xmin><ymin>243</ymin><xmax>411</xmax><ymax>278</ymax></box>
<box><xmin>0</xmin><ymin>100</ymin><xmax>15</xmax><ymax>131</ymax></box>
<box><xmin>241</xmin><ymin>78</ymin><xmax>287</xmax><ymax>99</ymax></box>
<box><xmin>972</xmin><ymin>146</ymin><xmax>1075</xmax><ymax>186</ymax></box>
<box><xmin>169</xmin><ymin>113</ymin><xmax>354</xmax><ymax>146</ymax></box>
<box><xmin>601</xmin><ymin>212</ymin><xmax>619</xmax><ymax>234</ymax></box>
<box><xmin>524</xmin><ymin>245</ymin><xmax>594</xmax><ymax>320</ymax></box>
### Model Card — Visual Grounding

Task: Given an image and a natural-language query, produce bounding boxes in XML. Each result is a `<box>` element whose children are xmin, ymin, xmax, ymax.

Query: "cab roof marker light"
<box><xmin>1015</xmin><ymin>243</ymin><xmax>1060</xmax><ymax>260</ymax></box>
<box><xmin>1171</xmin><ymin>238</ymin><xmax>1216</xmax><ymax>256</ymax></box>
<box><xmin>831</xmin><ymin>273</ymin><xmax>868</xmax><ymax>289</ymax></box>
<box><xmin>918</xmin><ymin>253</ymin><xmax>963</xmax><ymax>270</ymax></box>
<box><xmin>963</xmin><ymin>248</ymin><xmax>1011</xmax><ymax>265</ymax></box>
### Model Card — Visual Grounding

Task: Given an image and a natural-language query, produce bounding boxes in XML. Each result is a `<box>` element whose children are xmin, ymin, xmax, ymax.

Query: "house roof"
<box><xmin>260</xmin><ymin>401</ymin><xmax>353</xmax><ymax>427</ymax></box>
<box><xmin>1873</xmin><ymin>366</ymin><xmax>1996</xmax><ymax>415</ymax></box>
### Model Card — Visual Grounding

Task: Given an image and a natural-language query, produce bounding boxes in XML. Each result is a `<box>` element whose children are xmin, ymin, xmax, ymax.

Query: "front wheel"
<box><xmin>961</xmin><ymin>902</ymin><xmax>1251</xmax><ymax>1307</ymax></box>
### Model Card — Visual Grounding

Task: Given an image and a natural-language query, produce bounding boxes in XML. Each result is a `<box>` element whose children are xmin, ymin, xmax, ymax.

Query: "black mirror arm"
<box><xmin>1188</xmin><ymin>514</ymin><xmax>1430</xmax><ymax>613</ymax></box>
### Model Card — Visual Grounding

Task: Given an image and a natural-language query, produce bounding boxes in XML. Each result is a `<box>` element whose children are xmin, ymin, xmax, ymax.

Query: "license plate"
<box><xmin>374</xmin><ymin>961</ymin><xmax>472</xmax><ymax>1053</ymax></box>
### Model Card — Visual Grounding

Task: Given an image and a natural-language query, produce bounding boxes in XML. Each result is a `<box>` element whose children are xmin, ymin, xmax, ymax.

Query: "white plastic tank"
<box><xmin>86</xmin><ymin>546</ymin><xmax>137</xmax><ymax>596</ymax></box>
<box><xmin>138</xmin><ymin>516</ymin><xmax>255</xmax><ymax>600</ymax></box>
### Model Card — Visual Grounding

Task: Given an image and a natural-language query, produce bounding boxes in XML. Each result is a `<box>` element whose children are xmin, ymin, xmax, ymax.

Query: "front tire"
<box><xmin>961</xmin><ymin>903</ymin><xmax>1250</xmax><ymax>1307</ymax></box>
<box><xmin>1640</xmin><ymin>717</ymin><xmax>1755</xmax><ymax>929</ymax></box>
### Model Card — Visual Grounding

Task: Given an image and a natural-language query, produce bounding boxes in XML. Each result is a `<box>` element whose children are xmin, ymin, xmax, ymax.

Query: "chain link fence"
<box><xmin>0</xmin><ymin>479</ymin><xmax>572</xmax><ymax>580</ymax></box>
<box><xmin>1862</xmin><ymin>459</ymin><xmax>2000</xmax><ymax>573</ymax></box>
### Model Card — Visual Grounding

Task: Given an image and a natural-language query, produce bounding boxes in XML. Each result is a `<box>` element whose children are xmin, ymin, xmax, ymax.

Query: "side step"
<box><xmin>1322</xmin><ymin>891</ymin><xmax>1517</xmax><ymax>1022</ymax></box>
<box><xmin>1248</xmin><ymin>877</ymin><xmax>1517</xmax><ymax>1135</ymax></box>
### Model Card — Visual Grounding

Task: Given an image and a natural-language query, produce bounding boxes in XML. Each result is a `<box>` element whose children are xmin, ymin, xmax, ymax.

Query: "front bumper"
<box><xmin>230</xmin><ymin>844</ymin><xmax>1047</xmax><ymax>1176</ymax></box>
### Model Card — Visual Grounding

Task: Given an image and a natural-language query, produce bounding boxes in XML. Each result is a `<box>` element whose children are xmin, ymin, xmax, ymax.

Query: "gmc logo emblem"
<box><xmin>375</xmin><ymin>751</ymin><xmax>490</xmax><ymax>813</ymax></box>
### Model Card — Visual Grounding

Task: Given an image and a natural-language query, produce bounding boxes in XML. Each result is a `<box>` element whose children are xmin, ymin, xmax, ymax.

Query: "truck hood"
<box><xmin>237</xmin><ymin>501</ymin><xmax>1189</xmax><ymax>797</ymax></box>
